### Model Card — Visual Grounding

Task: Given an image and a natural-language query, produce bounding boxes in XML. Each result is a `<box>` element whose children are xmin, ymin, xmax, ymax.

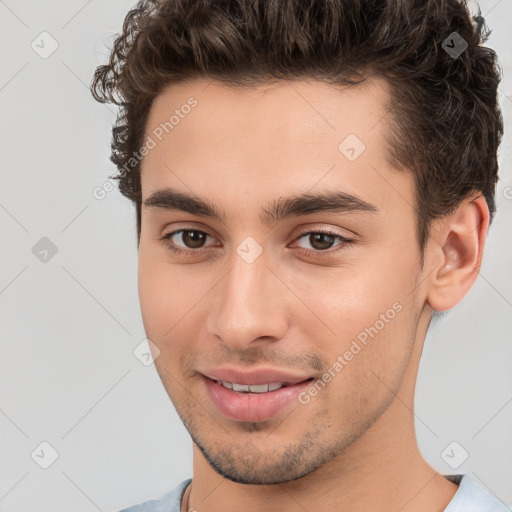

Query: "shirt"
<box><xmin>118</xmin><ymin>474</ymin><xmax>511</xmax><ymax>512</ymax></box>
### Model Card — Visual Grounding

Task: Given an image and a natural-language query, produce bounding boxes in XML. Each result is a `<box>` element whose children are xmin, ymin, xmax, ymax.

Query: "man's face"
<box><xmin>138</xmin><ymin>78</ymin><xmax>428</xmax><ymax>484</ymax></box>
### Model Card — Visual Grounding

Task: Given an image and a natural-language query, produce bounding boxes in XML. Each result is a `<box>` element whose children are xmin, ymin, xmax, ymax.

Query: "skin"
<box><xmin>137</xmin><ymin>77</ymin><xmax>489</xmax><ymax>512</ymax></box>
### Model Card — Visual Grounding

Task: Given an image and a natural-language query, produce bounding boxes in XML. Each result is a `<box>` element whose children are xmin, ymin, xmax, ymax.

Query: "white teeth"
<box><xmin>248</xmin><ymin>384</ymin><xmax>270</xmax><ymax>393</ymax></box>
<box><xmin>219</xmin><ymin>381</ymin><xmax>285</xmax><ymax>393</ymax></box>
<box><xmin>232</xmin><ymin>383</ymin><xmax>250</xmax><ymax>392</ymax></box>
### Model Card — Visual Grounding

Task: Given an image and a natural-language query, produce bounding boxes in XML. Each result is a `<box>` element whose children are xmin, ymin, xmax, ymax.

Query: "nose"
<box><xmin>207</xmin><ymin>247</ymin><xmax>289</xmax><ymax>351</ymax></box>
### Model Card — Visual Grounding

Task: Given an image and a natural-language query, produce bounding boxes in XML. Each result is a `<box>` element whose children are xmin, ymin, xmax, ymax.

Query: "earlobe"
<box><xmin>426</xmin><ymin>194</ymin><xmax>489</xmax><ymax>312</ymax></box>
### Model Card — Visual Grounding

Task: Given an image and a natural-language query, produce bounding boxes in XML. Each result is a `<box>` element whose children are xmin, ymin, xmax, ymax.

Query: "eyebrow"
<box><xmin>143</xmin><ymin>186</ymin><xmax>379</xmax><ymax>226</ymax></box>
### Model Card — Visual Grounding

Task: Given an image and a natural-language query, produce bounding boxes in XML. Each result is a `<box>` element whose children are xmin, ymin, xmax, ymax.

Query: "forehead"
<box><xmin>144</xmin><ymin>77</ymin><xmax>391</xmax><ymax>156</ymax></box>
<box><xmin>140</xmin><ymin>77</ymin><xmax>414</xmax><ymax>223</ymax></box>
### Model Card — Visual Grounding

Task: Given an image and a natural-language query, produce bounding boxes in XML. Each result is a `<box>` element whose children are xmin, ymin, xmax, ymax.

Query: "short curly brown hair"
<box><xmin>91</xmin><ymin>0</ymin><xmax>503</xmax><ymax>259</ymax></box>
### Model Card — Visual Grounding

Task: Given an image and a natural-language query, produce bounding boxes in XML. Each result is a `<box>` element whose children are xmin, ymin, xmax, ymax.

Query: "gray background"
<box><xmin>0</xmin><ymin>1</ymin><xmax>511</xmax><ymax>511</ymax></box>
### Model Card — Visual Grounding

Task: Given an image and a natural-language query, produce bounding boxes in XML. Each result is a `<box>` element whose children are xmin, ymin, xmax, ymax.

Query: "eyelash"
<box><xmin>159</xmin><ymin>227</ymin><xmax>354</xmax><ymax>258</ymax></box>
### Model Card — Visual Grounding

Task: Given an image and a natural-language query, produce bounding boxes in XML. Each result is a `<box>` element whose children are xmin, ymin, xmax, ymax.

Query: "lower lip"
<box><xmin>203</xmin><ymin>376</ymin><xmax>313</xmax><ymax>422</ymax></box>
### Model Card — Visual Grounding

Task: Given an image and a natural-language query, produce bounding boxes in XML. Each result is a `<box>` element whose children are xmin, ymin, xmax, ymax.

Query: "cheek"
<box><xmin>294</xmin><ymin>257</ymin><xmax>412</xmax><ymax>332</ymax></box>
<box><xmin>138</xmin><ymin>258</ymin><xmax>200</xmax><ymax>385</ymax></box>
<box><xmin>289</xmin><ymin>251</ymin><xmax>417</xmax><ymax>379</ymax></box>
<box><xmin>138</xmin><ymin>245</ymin><xmax>179</xmax><ymax>338</ymax></box>
<box><xmin>137</xmin><ymin>247</ymin><xmax>213</xmax><ymax>343</ymax></box>
<box><xmin>304</xmin><ymin>283</ymin><xmax>415</xmax><ymax>423</ymax></box>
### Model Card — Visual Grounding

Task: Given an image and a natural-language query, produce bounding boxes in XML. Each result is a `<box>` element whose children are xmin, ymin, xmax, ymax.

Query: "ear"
<box><xmin>426</xmin><ymin>194</ymin><xmax>490</xmax><ymax>312</ymax></box>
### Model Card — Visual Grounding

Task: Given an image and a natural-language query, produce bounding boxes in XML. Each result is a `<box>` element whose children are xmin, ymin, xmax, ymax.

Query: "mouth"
<box><xmin>202</xmin><ymin>375</ymin><xmax>315</xmax><ymax>422</ymax></box>
<box><xmin>211</xmin><ymin>378</ymin><xmax>300</xmax><ymax>393</ymax></box>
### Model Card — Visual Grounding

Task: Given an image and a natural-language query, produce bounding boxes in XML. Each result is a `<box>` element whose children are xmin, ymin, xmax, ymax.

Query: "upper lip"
<box><xmin>201</xmin><ymin>367</ymin><xmax>312</xmax><ymax>386</ymax></box>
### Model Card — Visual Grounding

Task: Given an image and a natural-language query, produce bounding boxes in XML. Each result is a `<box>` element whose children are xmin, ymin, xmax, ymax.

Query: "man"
<box><xmin>91</xmin><ymin>0</ymin><xmax>508</xmax><ymax>510</ymax></box>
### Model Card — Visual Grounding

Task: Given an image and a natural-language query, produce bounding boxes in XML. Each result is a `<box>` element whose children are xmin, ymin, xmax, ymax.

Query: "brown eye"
<box><xmin>294</xmin><ymin>229</ymin><xmax>352</xmax><ymax>254</ymax></box>
<box><xmin>306</xmin><ymin>232</ymin><xmax>336</xmax><ymax>251</ymax></box>
<box><xmin>180</xmin><ymin>230</ymin><xmax>208</xmax><ymax>249</ymax></box>
<box><xmin>161</xmin><ymin>229</ymin><xmax>215</xmax><ymax>254</ymax></box>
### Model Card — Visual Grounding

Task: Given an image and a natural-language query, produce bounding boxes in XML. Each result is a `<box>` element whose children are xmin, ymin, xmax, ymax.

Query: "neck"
<box><xmin>186</xmin><ymin>308</ymin><xmax>458</xmax><ymax>512</ymax></box>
